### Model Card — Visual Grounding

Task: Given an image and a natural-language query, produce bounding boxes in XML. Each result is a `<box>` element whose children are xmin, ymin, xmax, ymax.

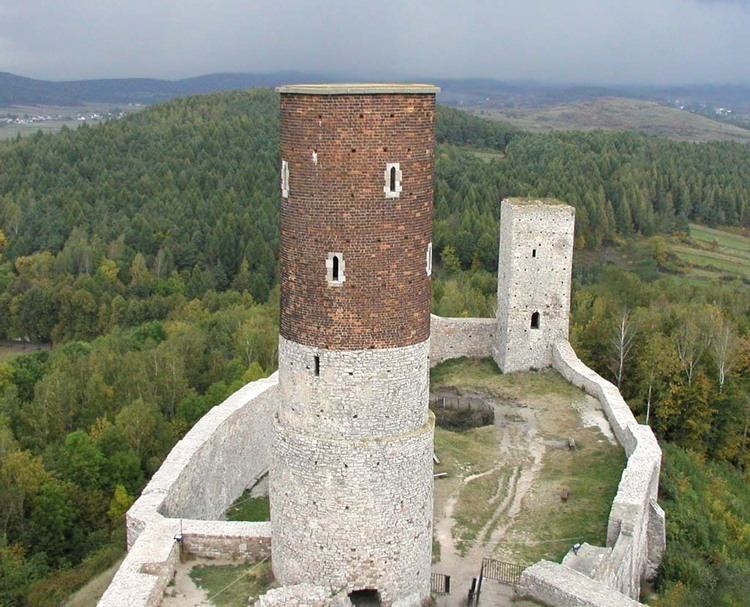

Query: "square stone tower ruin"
<box><xmin>270</xmin><ymin>84</ymin><xmax>438</xmax><ymax>606</ymax></box>
<box><xmin>494</xmin><ymin>198</ymin><xmax>575</xmax><ymax>373</ymax></box>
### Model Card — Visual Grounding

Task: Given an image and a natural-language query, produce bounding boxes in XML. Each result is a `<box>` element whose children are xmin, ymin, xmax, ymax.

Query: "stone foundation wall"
<box><xmin>429</xmin><ymin>315</ymin><xmax>495</xmax><ymax>366</ymax></box>
<box><xmin>270</xmin><ymin>412</ymin><xmax>434</xmax><ymax>605</ymax></box>
<box><xmin>180</xmin><ymin>521</ymin><xmax>272</xmax><ymax>560</ymax></box>
<box><xmin>99</xmin><ymin>374</ymin><xmax>278</xmax><ymax>607</ymax></box>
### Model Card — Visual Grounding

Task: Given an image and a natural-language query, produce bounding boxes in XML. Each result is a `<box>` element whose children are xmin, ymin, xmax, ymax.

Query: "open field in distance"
<box><xmin>0</xmin><ymin>103</ymin><xmax>144</xmax><ymax>140</ymax></box>
<box><xmin>470</xmin><ymin>97</ymin><xmax>750</xmax><ymax>143</ymax></box>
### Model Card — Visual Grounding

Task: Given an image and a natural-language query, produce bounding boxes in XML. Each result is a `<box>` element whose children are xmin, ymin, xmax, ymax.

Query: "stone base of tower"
<box><xmin>493</xmin><ymin>319</ymin><xmax>569</xmax><ymax>373</ymax></box>
<box><xmin>270</xmin><ymin>413</ymin><xmax>434</xmax><ymax>606</ymax></box>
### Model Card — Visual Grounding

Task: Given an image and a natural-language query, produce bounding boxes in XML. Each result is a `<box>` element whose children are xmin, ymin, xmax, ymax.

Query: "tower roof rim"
<box><xmin>276</xmin><ymin>83</ymin><xmax>440</xmax><ymax>95</ymax></box>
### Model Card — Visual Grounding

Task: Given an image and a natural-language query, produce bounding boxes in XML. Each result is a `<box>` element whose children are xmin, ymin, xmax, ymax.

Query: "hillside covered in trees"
<box><xmin>1</xmin><ymin>89</ymin><xmax>749</xmax><ymax>605</ymax></box>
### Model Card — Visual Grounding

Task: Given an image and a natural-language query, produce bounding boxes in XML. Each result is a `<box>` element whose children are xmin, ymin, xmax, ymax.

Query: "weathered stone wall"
<box><xmin>518</xmin><ymin>561</ymin><xmax>645</xmax><ymax>607</ymax></box>
<box><xmin>429</xmin><ymin>314</ymin><xmax>495</xmax><ymax>366</ymax></box>
<box><xmin>495</xmin><ymin>199</ymin><xmax>575</xmax><ymax>373</ymax></box>
<box><xmin>278</xmin><ymin>335</ymin><xmax>429</xmax><ymax>438</ymax></box>
<box><xmin>271</xmin><ymin>410</ymin><xmax>435</xmax><ymax>605</ymax></box>
<box><xmin>258</xmin><ymin>583</ymin><xmax>353</xmax><ymax>607</ymax></box>
<box><xmin>548</xmin><ymin>341</ymin><xmax>665</xmax><ymax>600</ymax></box>
<box><xmin>125</xmin><ymin>374</ymin><xmax>278</xmax><ymax>548</ymax></box>
<box><xmin>179</xmin><ymin>521</ymin><xmax>272</xmax><ymax>560</ymax></box>
<box><xmin>99</xmin><ymin>374</ymin><xmax>278</xmax><ymax>607</ymax></box>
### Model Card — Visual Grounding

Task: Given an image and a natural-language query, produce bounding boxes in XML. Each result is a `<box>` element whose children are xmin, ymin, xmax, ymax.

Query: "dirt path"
<box><xmin>432</xmin><ymin>373</ymin><xmax>617</xmax><ymax>607</ymax></box>
<box><xmin>433</xmin><ymin>399</ymin><xmax>546</xmax><ymax>606</ymax></box>
<box><xmin>162</xmin><ymin>557</ymin><xmax>243</xmax><ymax>606</ymax></box>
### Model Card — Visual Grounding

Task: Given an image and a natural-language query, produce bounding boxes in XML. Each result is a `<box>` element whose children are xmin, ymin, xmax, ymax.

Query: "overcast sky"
<box><xmin>0</xmin><ymin>0</ymin><xmax>749</xmax><ymax>84</ymax></box>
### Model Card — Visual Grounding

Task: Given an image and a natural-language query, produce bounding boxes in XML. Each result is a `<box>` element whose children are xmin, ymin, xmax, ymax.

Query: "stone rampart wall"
<box><xmin>518</xmin><ymin>561</ymin><xmax>643</xmax><ymax>607</ymax></box>
<box><xmin>429</xmin><ymin>314</ymin><xmax>496</xmax><ymax>366</ymax></box>
<box><xmin>98</xmin><ymin>374</ymin><xmax>279</xmax><ymax>607</ymax></box>
<box><xmin>528</xmin><ymin>340</ymin><xmax>666</xmax><ymax>604</ymax></box>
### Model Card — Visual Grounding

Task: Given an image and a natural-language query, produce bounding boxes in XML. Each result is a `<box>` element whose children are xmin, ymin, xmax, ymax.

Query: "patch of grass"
<box><xmin>0</xmin><ymin>340</ymin><xmax>50</xmax><ymax>362</ymax></box>
<box><xmin>431</xmin><ymin>357</ymin><xmax>580</xmax><ymax>399</ymax></box>
<box><xmin>189</xmin><ymin>560</ymin><xmax>273</xmax><ymax>607</ymax></box>
<box><xmin>465</xmin><ymin>147</ymin><xmax>506</xmax><ymax>162</ymax></box>
<box><xmin>453</xmin><ymin>470</ymin><xmax>506</xmax><ymax>555</ymax></box>
<box><xmin>435</xmin><ymin>425</ymin><xmax>499</xmax><ymax>478</ymax></box>
<box><xmin>432</xmin><ymin>537</ymin><xmax>441</xmax><ymax>564</ymax></box>
<box><xmin>225</xmin><ymin>492</ymin><xmax>270</xmax><ymax>522</ymax></box>
<box><xmin>689</xmin><ymin>224</ymin><xmax>750</xmax><ymax>253</ymax></box>
<box><xmin>501</xmin><ymin>428</ymin><xmax>624</xmax><ymax>564</ymax></box>
<box><xmin>664</xmin><ymin>224</ymin><xmax>750</xmax><ymax>281</ymax></box>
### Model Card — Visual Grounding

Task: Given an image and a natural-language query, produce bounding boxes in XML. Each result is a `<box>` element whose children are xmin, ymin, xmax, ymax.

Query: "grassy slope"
<box><xmin>670</xmin><ymin>224</ymin><xmax>750</xmax><ymax>279</ymax></box>
<box><xmin>225</xmin><ymin>492</ymin><xmax>270</xmax><ymax>522</ymax></box>
<box><xmin>472</xmin><ymin>97</ymin><xmax>750</xmax><ymax>143</ymax></box>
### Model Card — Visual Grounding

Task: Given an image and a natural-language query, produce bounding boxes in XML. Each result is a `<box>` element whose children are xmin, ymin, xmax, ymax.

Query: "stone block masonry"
<box><xmin>495</xmin><ymin>199</ymin><xmax>575</xmax><ymax>373</ymax></box>
<box><xmin>277</xmin><ymin>335</ymin><xmax>430</xmax><ymax>438</ymax></box>
<box><xmin>429</xmin><ymin>314</ymin><xmax>496</xmax><ymax>366</ymax></box>
<box><xmin>271</xmin><ymin>413</ymin><xmax>435</xmax><ymax>604</ymax></box>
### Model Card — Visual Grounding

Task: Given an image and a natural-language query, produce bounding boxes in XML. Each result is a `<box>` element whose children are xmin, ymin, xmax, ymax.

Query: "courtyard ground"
<box><xmin>430</xmin><ymin>358</ymin><xmax>624</xmax><ymax>606</ymax></box>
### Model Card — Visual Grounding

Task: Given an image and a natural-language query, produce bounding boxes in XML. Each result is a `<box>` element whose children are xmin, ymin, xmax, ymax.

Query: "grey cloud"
<box><xmin>0</xmin><ymin>0</ymin><xmax>748</xmax><ymax>84</ymax></box>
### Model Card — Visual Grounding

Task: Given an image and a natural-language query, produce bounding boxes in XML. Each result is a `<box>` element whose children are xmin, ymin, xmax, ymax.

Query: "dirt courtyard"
<box><xmin>430</xmin><ymin>358</ymin><xmax>624</xmax><ymax>606</ymax></box>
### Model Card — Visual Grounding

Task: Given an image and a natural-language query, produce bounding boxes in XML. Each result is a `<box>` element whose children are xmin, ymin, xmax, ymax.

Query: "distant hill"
<box><xmin>472</xmin><ymin>97</ymin><xmax>750</xmax><ymax>143</ymax></box>
<box><xmin>3</xmin><ymin>71</ymin><xmax>750</xmax><ymax>143</ymax></box>
<box><xmin>0</xmin><ymin>71</ymin><xmax>321</xmax><ymax>106</ymax></box>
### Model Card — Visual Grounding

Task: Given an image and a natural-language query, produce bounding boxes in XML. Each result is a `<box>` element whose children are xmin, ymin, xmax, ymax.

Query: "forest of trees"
<box><xmin>1</xmin><ymin>88</ymin><xmax>749</xmax><ymax>605</ymax></box>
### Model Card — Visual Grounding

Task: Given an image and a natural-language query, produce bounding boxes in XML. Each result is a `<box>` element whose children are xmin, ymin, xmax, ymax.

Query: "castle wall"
<box><xmin>429</xmin><ymin>314</ymin><xmax>496</xmax><ymax>366</ymax></box>
<box><xmin>96</xmin><ymin>332</ymin><xmax>665</xmax><ymax>607</ymax></box>
<box><xmin>518</xmin><ymin>561</ymin><xmax>644</xmax><ymax>607</ymax></box>
<box><xmin>547</xmin><ymin>341</ymin><xmax>665</xmax><ymax>600</ymax></box>
<box><xmin>98</xmin><ymin>374</ymin><xmax>278</xmax><ymax>607</ymax></box>
<box><xmin>495</xmin><ymin>199</ymin><xmax>575</xmax><ymax>373</ymax></box>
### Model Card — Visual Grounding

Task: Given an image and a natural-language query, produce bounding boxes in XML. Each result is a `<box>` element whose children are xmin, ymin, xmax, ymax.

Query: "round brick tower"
<box><xmin>270</xmin><ymin>84</ymin><xmax>438</xmax><ymax>605</ymax></box>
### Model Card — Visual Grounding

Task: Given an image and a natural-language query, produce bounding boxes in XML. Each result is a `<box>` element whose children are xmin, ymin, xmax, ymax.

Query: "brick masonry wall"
<box><xmin>279</xmin><ymin>92</ymin><xmax>435</xmax><ymax>350</ymax></box>
<box><xmin>495</xmin><ymin>199</ymin><xmax>575</xmax><ymax>372</ymax></box>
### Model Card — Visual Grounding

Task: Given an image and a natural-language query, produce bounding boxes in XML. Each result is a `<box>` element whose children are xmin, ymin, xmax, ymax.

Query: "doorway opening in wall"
<box><xmin>348</xmin><ymin>589</ymin><xmax>381</xmax><ymax>605</ymax></box>
<box><xmin>530</xmin><ymin>311</ymin><xmax>540</xmax><ymax>329</ymax></box>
